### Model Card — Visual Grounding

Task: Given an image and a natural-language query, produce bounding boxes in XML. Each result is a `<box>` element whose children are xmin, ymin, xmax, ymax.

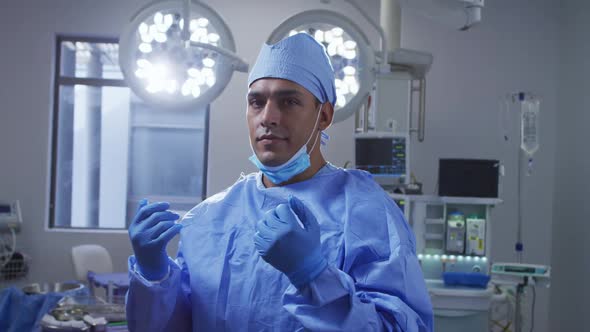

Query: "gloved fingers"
<box><xmin>288</xmin><ymin>195</ymin><xmax>318</xmax><ymax>231</ymax></box>
<box><xmin>133</xmin><ymin>202</ymin><xmax>171</xmax><ymax>225</ymax></box>
<box><xmin>275</xmin><ymin>203</ymin><xmax>301</xmax><ymax>229</ymax></box>
<box><xmin>260</xmin><ymin>210</ymin><xmax>288</xmax><ymax>233</ymax></box>
<box><xmin>255</xmin><ymin>218</ymin><xmax>277</xmax><ymax>240</ymax></box>
<box><xmin>288</xmin><ymin>195</ymin><xmax>309</xmax><ymax>219</ymax></box>
<box><xmin>141</xmin><ymin>211</ymin><xmax>180</xmax><ymax>230</ymax></box>
<box><xmin>152</xmin><ymin>223</ymin><xmax>182</xmax><ymax>245</ymax></box>
<box><xmin>136</xmin><ymin>199</ymin><xmax>148</xmax><ymax>213</ymax></box>
<box><xmin>262</xmin><ymin>210</ymin><xmax>293</xmax><ymax>237</ymax></box>
<box><xmin>253</xmin><ymin>231</ymin><xmax>271</xmax><ymax>255</ymax></box>
<box><xmin>288</xmin><ymin>195</ymin><xmax>304</xmax><ymax>216</ymax></box>
<box><xmin>148</xmin><ymin>220</ymin><xmax>176</xmax><ymax>240</ymax></box>
<box><xmin>266</xmin><ymin>207</ymin><xmax>289</xmax><ymax>225</ymax></box>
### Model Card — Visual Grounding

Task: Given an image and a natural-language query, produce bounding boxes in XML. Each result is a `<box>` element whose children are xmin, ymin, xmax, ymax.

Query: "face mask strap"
<box><xmin>304</xmin><ymin>103</ymin><xmax>324</xmax><ymax>153</ymax></box>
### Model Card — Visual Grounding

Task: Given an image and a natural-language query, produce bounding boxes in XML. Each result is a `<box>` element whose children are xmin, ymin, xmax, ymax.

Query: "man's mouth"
<box><xmin>257</xmin><ymin>134</ymin><xmax>286</xmax><ymax>142</ymax></box>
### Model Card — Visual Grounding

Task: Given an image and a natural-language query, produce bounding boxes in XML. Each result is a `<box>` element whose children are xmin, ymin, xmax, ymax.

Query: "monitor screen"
<box><xmin>0</xmin><ymin>204</ymin><xmax>11</xmax><ymax>214</ymax></box>
<box><xmin>355</xmin><ymin>137</ymin><xmax>406</xmax><ymax>177</ymax></box>
<box><xmin>438</xmin><ymin>159</ymin><xmax>499</xmax><ymax>198</ymax></box>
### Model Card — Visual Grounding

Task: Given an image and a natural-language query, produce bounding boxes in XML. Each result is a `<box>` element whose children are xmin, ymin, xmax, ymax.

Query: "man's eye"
<box><xmin>286</xmin><ymin>99</ymin><xmax>300</xmax><ymax>106</ymax></box>
<box><xmin>249</xmin><ymin>99</ymin><xmax>264</xmax><ymax>108</ymax></box>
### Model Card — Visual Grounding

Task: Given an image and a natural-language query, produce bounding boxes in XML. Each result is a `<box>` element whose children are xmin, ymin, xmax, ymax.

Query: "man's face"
<box><xmin>247</xmin><ymin>78</ymin><xmax>320</xmax><ymax>167</ymax></box>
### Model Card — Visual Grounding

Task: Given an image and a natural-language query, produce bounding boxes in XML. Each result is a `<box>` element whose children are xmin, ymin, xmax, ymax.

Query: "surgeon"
<box><xmin>126</xmin><ymin>33</ymin><xmax>433</xmax><ymax>331</ymax></box>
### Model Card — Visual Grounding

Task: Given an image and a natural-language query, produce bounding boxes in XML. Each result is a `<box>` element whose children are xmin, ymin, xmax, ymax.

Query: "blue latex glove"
<box><xmin>128</xmin><ymin>199</ymin><xmax>182</xmax><ymax>281</ymax></box>
<box><xmin>254</xmin><ymin>195</ymin><xmax>327</xmax><ymax>288</ymax></box>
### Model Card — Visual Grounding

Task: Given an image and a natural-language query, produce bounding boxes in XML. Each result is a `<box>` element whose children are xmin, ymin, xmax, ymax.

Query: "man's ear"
<box><xmin>319</xmin><ymin>102</ymin><xmax>334</xmax><ymax>131</ymax></box>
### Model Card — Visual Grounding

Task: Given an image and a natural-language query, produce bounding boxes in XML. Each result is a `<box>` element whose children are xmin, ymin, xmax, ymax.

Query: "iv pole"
<box><xmin>502</xmin><ymin>91</ymin><xmax>540</xmax><ymax>332</ymax></box>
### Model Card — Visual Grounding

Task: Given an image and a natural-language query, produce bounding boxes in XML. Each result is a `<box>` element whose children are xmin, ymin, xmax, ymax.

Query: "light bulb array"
<box><xmin>133</xmin><ymin>11</ymin><xmax>221</xmax><ymax>96</ymax></box>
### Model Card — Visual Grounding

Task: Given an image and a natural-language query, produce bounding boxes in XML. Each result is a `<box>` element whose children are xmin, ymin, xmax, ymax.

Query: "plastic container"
<box><xmin>465</xmin><ymin>215</ymin><xmax>486</xmax><ymax>256</ymax></box>
<box><xmin>520</xmin><ymin>96</ymin><xmax>540</xmax><ymax>156</ymax></box>
<box><xmin>446</xmin><ymin>212</ymin><xmax>465</xmax><ymax>254</ymax></box>
<box><xmin>442</xmin><ymin>272</ymin><xmax>490</xmax><ymax>289</ymax></box>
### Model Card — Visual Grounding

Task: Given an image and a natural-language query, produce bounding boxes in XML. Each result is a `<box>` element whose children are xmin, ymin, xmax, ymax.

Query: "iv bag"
<box><xmin>520</xmin><ymin>97</ymin><xmax>540</xmax><ymax>156</ymax></box>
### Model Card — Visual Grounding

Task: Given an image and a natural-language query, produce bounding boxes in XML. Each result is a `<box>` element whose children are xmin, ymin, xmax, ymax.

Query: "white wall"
<box><xmin>550</xmin><ymin>0</ymin><xmax>590</xmax><ymax>330</ymax></box>
<box><xmin>0</xmin><ymin>1</ymin><xmax>564</xmax><ymax>331</ymax></box>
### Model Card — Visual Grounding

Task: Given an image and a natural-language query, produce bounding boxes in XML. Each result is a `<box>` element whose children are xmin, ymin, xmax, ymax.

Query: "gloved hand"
<box><xmin>254</xmin><ymin>195</ymin><xmax>327</xmax><ymax>288</ymax></box>
<box><xmin>128</xmin><ymin>199</ymin><xmax>182</xmax><ymax>281</ymax></box>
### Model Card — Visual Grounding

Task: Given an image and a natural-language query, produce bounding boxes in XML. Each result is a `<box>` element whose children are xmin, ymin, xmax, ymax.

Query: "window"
<box><xmin>50</xmin><ymin>36</ymin><xmax>209</xmax><ymax>230</ymax></box>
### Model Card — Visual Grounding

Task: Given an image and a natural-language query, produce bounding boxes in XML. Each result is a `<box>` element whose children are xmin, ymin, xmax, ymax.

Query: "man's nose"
<box><xmin>260</xmin><ymin>101</ymin><xmax>281</xmax><ymax>127</ymax></box>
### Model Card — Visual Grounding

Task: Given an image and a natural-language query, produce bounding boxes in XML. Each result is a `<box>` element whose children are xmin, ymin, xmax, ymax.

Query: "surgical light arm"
<box><xmin>189</xmin><ymin>42</ymin><xmax>249</xmax><ymax>72</ymax></box>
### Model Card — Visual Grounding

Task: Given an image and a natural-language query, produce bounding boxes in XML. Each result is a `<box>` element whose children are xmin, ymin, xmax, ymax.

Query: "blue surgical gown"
<box><xmin>126</xmin><ymin>163</ymin><xmax>433</xmax><ymax>331</ymax></box>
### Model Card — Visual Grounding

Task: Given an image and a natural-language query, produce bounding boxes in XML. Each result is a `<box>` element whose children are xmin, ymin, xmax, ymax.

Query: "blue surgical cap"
<box><xmin>248</xmin><ymin>33</ymin><xmax>336</xmax><ymax>106</ymax></box>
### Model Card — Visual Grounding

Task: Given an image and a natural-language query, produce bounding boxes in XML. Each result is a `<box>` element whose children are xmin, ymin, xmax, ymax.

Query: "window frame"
<box><xmin>49</xmin><ymin>35</ymin><xmax>209</xmax><ymax>231</ymax></box>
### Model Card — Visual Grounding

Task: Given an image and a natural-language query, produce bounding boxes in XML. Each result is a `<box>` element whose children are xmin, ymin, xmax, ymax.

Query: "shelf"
<box><xmin>441</xmin><ymin>196</ymin><xmax>503</xmax><ymax>205</ymax></box>
<box><xmin>389</xmin><ymin>194</ymin><xmax>438</xmax><ymax>202</ymax></box>
<box><xmin>388</xmin><ymin>194</ymin><xmax>502</xmax><ymax>206</ymax></box>
<box><xmin>425</xmin><ymin>218</ymin><xmax>445</xmax><ymax>225</ymax></box>
<box><xmin>424</xmin><ymin>233</ymin><xmax>444</xmax><ymax>240</ymax></box>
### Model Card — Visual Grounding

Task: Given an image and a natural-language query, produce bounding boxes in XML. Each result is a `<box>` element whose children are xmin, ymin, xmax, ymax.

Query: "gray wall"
<box><xmin>403</xmin><ymin>2</ymin><xmax>558</xmax><ymax>330</ymax></box>
<box><xmin>550</xmin><ymin>0</ymin><xmax>590</xmax><ymax>330</ymax></box>
<box><xmin>0</xmin><ymin>1</ymin><xmax>568</xmax><ymax>331</ymax></box>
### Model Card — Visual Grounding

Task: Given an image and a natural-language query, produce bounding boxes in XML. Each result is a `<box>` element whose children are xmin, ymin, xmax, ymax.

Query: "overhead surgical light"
<box><xmin>119</xmin><ymin>0</ymin><xmax>248</xmax><ymax>108</ymax></box>
<box><xmin>267</xmin><ymin>10</ymin><xmax>376</xmax><ymax>123</ymax></box>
